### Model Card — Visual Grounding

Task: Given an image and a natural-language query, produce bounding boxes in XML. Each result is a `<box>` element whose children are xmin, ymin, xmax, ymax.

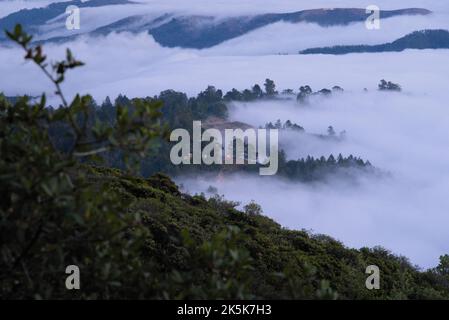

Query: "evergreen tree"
<box><xmin>297</xmin><ymin>85</ymin><xmax>313</xmax><ymax>103</ymax></box>
<box><xmin>264</xmin><ymin>78</ymin><xmax>277</xmax><ymax>96</ymax></box>
<box><xmin>252</xmin><ymin>84</ymin><xmax>263</xmax><ymax>98</ymax></box>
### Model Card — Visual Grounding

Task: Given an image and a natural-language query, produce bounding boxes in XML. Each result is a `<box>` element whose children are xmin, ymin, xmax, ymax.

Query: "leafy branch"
<box><xmin>6</xmin><ymin>24</ymin><xmax>168</xmax><ymax>164</ymax></box>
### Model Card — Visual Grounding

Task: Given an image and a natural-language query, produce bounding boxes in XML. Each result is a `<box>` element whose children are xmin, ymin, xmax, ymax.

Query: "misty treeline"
<box><xmin>3</xmin><ymin>25</ymin><xmax>449</xmax><ymax>300</ymax></box>
<box><xmin>262</xmin><ymin>120</ymin><xmax>347</xmax><ymax>142</ymax></box>
<box><xmin>6</xmin><ymin>79</ymin><xmax>373</xmax><ymax>181</ymax></box>
<box><xmin>263</xmin><ymin>119</ymin><xmax>305</xmax><ymax>131</ymax></box>
<box><xmin>216</xmin><ymin>78</ymin><xmax>401</xmax><ymax>103</ymax></box>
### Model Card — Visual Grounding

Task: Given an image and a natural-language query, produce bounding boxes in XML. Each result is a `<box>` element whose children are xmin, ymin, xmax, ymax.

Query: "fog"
<box><xmin>1</xmin><ymin>34</ymin><xmax>447</xmax><ymax>105</ymax></box>
<box><xmin>179</xmin><ymin>90</ymin><xmax>449</xmax><ymax>269</ymax></box>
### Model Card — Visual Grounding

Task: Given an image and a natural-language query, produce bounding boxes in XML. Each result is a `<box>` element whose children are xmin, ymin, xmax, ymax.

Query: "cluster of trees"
<box><xmin>174</xmin><ymin>142</ymin><xmax>373</xmax><ymax>182</ymax></box>
<box><xmin>313</xmin><ymin>126</ymin><xmax>347</xmax><ymax>141</ymax></box>
<box><xmin>220</xmin><ymin>79</ymin><xmax>346</xmax><ymax>104</ymax></box>
<box><xmin>262</xmin><ymin>121</ymin><xmax>347</xmax><ymax>140</ymax></box>
<box><xmin>264</xmin><ymin>119</ymin><xmax>305</xmax><ymax>131</ymax></box>
<box><xmin>98</xmin><ymin>85</ymin><xmax>228</xmax><ymax>130</ymax></box>
<box><xmin>378</xmin><ymin>79</ymin><xmax>402</xmax><ymax>92</ymax></box>
<box><xmin>297</xmin><ymin>85</ymin><xmax>344</xmax><ymax>103</ymax></box>
<box><xmin>280</xmin><ymin>154</ymin><xmax>371</xmax><ymax>182</ymax></box>
<box><xmin>223</xmin><ymin>79</ymin><xmax>275</xmax><ymax>102</ymax></box>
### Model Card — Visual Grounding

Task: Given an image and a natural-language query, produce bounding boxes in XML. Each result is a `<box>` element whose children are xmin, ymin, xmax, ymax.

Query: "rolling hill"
<box><xmin>300</xmin><ymin>29</ymin><xmax>449</xmax><ymax>54</ymax></box>
<box><xmin>0</xmin><ymin>2</ymin><xmax>431</xmax><ymax>49</ymax></box>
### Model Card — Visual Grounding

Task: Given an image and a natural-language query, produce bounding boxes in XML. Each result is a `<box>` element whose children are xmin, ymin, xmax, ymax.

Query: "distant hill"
<box><xmin>300</xmin><ymin>29</ymin><xmax>449</xmax><ymax>55</ymax></box>
<box><xmin>147</xmin><ymin>8</ymin><xmax>431</xmax><ymax>49</ymax></box>
<box><xmin>0</xmin><ymin>4</ymin><xmax>431</xmax><ymax>49</ymax></box>
<box><xmin>0</xmin><ymin>0</ymin><xmax>133</xmax><ymax>41</ymax></box>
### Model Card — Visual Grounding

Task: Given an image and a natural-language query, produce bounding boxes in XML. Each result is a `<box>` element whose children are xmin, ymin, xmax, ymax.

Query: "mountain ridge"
<box><xmin>148</xmin><ymin>8</ymin><xmax>431</xmax><ymax>49</ymax></box>
<box><xmin>299</xmin><ymin>29</ymin><xmax>449</xmax><ymax>55</ymax></box>
<box><xmin>0</xmin><ymin>5</ymin><xmax>431</xmax><ymax>48</ymax></box>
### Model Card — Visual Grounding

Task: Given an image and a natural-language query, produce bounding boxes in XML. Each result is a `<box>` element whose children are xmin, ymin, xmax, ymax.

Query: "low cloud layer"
<box><xmin>1</xmin><ymin>30</ymin><xmax>448</xmax><ymax>103</ymax></box>
<box><xmin>181</xmin><ymin>90</ymin><xmax>449</xmax><ymax>269</ymax></box>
